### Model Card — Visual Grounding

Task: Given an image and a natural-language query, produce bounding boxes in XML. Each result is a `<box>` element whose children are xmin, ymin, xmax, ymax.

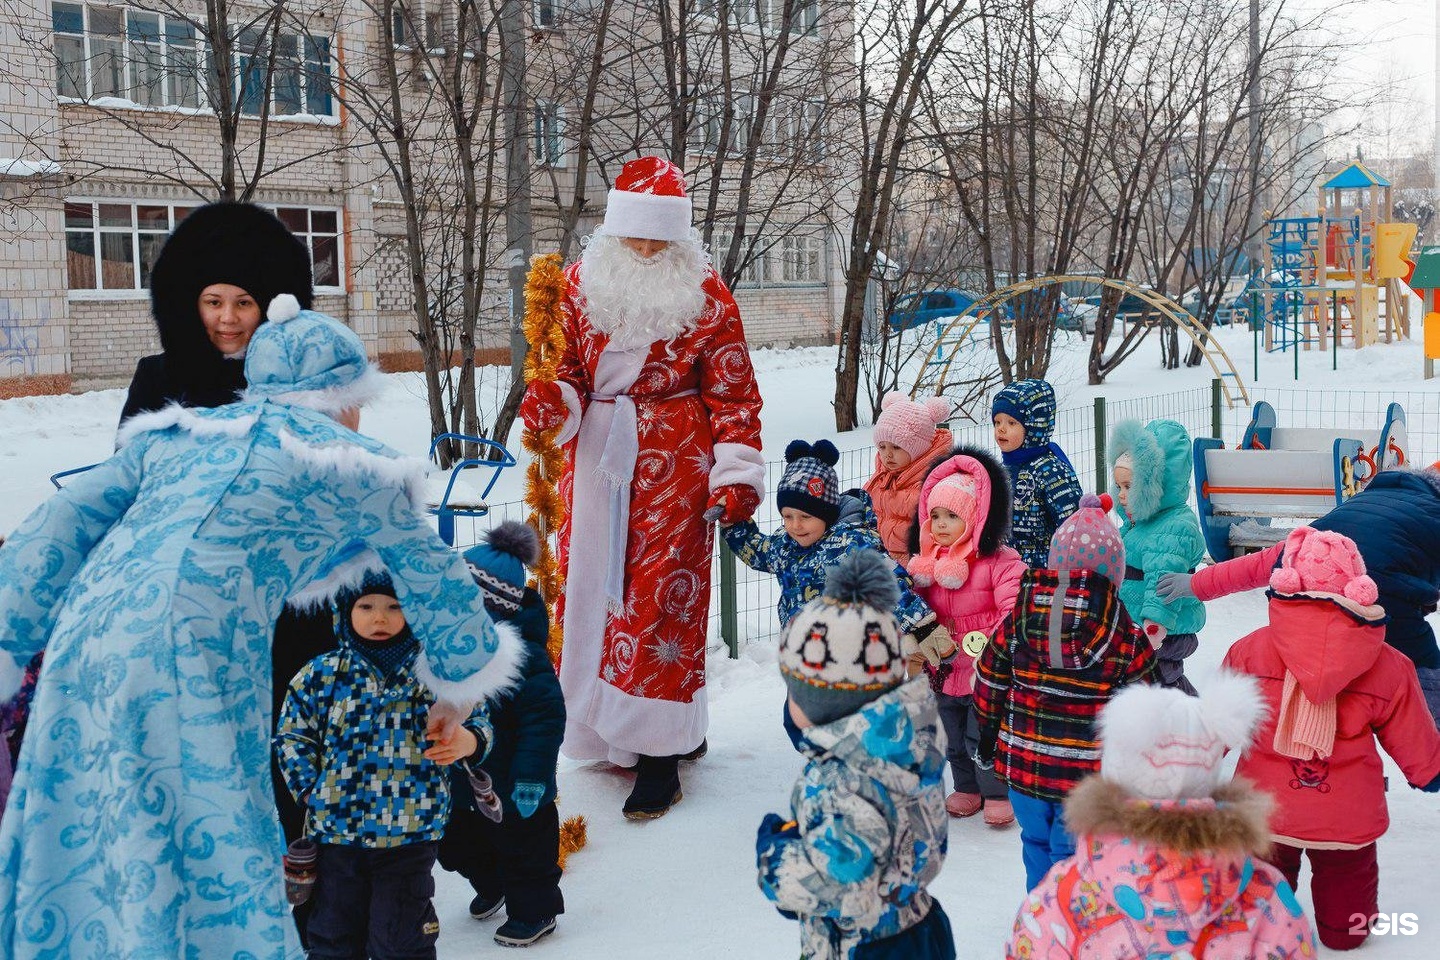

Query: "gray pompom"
<box><xmin>485</xmin><ymin>521</ymin><xmax>541</xmax><ymax>566</ymax></box>
<box><xmin>824</xmin><ymin>550</ymin><xmax>899</xmax><ymax>612</ymax></box>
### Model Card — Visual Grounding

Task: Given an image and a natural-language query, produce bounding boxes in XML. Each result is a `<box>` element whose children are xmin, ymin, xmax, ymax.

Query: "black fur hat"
<box><xmin>148</xmin><ymin>201</ymin><xmax>313</xmax><ymax>366</ymax></box>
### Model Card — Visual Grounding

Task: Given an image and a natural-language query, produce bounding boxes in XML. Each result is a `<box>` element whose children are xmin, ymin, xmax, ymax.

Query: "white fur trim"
<box><xmin>0</xmin><ymin>649</ymin><xmax>23</xmax><ymax>702</ymax></box>
<box><xmin>116</xmin><ymin>403</ymin><xmax>258</xmax><ymax>448</ymax></box>
<box><xmin>286</xmin><ymin>549</ymin><xmax>388</xmax><ymax>611</ymax></box>
<box><xmin>268</xmin><ymin>293</ymin><xmax>302</xmax><ymax>322</ymax></box>
<box><xmin>414</xmin><ymin>619</ymin><xmax>525</xmax><ymax>707</ymax></box>
<box><xmin>599</xmin><ymin>189</ymin><xmax>693</xmax><ymax>242</ymax></box>
<box><xmin>278</xmin><ymin>430</ymin><xmax>430</xmax><ymax>512</ymax></box>
<box><xmin>1199</xmin><ymin>670</ymin><xmax>1268</xmax><ymax>753</ymax></box>
<box><xmin>556</xmin><ymin>380</ymin><xmax>582</xmax><ymax>446</ymax></box>
<box><xmin>243</xmin><ymin>365</ymin><xmax>388</xmax><ymax>415</ymax></box>
<box><xmin>709</xmin><ymin>442</ymin><xmax>766</xmax><ymax>496</ymax></box>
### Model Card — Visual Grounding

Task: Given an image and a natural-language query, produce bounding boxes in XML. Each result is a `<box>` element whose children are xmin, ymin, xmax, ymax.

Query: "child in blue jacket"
<box><xmin>991</xmin><ymin>379</ymin><xmax>1082</xmax><ymax>568</ymax></box>
<box><xmin>1109</xmin><ymin>419</ymin><xmax>1206</xmax><ymax>695</ymax></box>
<box><xmin>276</xmin><ymin>570</ymin><xmax>494</xmax><ymax>959</ymax></box>
<box><xmin>721</xmin><ymin>439</ymin><xmax>937</xmax><ymax>638</ymax></box>
<box><xmin>439</xmin><ymin>522</ymin><xmax>566</xmax><ymax>948</ymax></box>
<box><xmin>756</xmin><ymin>551</ymin><xmax>955</xmax><ymax>960</ymax></box>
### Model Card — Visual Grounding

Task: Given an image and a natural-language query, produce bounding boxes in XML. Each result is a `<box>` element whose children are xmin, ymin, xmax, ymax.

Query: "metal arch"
<box><xmin>909</xmin><ymin>275</ymin><xmax>1250</xmax><ymax>408</ymax></box>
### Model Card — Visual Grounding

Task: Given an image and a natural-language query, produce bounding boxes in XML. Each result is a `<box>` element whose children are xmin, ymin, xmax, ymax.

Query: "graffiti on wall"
<box><xmin>0</xmin><ymin>301</ymin><xmax>41</xmax><ymax>376</ymax></box>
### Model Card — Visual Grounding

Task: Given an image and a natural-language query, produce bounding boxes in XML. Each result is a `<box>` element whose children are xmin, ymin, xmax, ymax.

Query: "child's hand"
<box><xmin>1143</xmin><ymin>621</ymin><xmax>1168</xmax><ymax>647</ymax></box>
<box><xmin>915</xmin><ymin>626</ymin><xmax>957</xmax><ymax>666</ymax></box>
<box><xmin>424</xmin><ymin>724</ymin><xmax>478</xmax><ymax>766</ymax></box>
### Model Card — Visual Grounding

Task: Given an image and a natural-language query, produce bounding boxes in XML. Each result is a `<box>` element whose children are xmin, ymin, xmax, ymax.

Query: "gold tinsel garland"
<box><xmin>521</xmin><ymin>252</ymin><xmax>568</xmax><ymax>664</ymax></box>
<box><xmin>521</xmin><ymin>253</ymin><xmax>588</xmax><ymax>870</ymax></box>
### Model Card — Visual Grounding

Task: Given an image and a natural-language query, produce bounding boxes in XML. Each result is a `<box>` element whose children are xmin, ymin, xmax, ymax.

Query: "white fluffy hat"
<box><xmin>1098</xmin><ymin>672</ymin><xmax>1266</xmax><ymax>801</ymax></box>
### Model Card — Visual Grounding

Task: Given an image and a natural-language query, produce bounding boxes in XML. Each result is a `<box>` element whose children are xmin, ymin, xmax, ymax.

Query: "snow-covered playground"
<box><xmin>2</xmin><ymin>325</ymin><xmax>1438</xmax><ymax>958</ymax></box>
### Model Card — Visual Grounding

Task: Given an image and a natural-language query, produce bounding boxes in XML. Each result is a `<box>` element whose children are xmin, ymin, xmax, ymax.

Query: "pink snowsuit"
<box><xmin>908</xmin><ymin>454</ymin><xmax>1026</xmax><ymax>697</ymax></box>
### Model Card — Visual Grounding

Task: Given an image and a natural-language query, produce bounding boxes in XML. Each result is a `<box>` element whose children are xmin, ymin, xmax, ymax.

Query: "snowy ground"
<box><xmin>1</xmin><ymin>326</ymin><xmax>1438</xmax><ymax>956</ymax></box>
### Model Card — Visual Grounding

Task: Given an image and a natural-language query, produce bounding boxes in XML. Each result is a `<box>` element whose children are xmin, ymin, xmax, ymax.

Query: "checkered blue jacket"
<box><xmin>275</xmin><ymin>648</ymin><xmax>493</xmax><ymax>848</ymax></box>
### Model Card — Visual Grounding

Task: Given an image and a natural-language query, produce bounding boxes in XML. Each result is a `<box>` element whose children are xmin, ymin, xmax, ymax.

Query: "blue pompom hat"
<box><xmin>463</xmin><ymin>521</ymin><xmax>541</xmax><ymax>616</ymax></box>
<box><xmin>243</xmin><ymin>294</ymin><xmax>386</xmax><ymax>413</ymax></box>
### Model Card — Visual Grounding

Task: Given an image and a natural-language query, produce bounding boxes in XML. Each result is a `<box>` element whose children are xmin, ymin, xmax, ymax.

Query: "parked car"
<box><xmin>887</xmin><ymin>288</ymin><xmax>982</xmax><ymax>331</ymax></box>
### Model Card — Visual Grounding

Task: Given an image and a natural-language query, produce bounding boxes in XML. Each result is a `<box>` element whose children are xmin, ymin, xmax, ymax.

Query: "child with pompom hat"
<box><xmin>439</xmin><ymin>521</ymin><xmax>566</xmax><ymax>946</ymax></box>
<box><xmin>864</xmin><ymin>392</ymin><xmax>953</xmax><ymax>564</ymax></box>
<box><xmin>1223</xmin><ymin>526</ymin><xmax>1440</xmax><ymax>951</ymax></box>
<box><xmin>974</xmin><ymin>494</ymin><xmax>1158</xmax><ymax>889</ymax></box>
<box><xmin>1007</xmin><ymin>672</ymin><xmax>1318</xmax><ymax>958</ymax></box>
<box><xmin>756</xmin><ymin>551</ymin><xmax>956</xmax><ymax>960</ymax></box>
<box><xmin>904</xmin><ymin>446</ymin><xmax>1026</xmax><ymax>825</ymax></box>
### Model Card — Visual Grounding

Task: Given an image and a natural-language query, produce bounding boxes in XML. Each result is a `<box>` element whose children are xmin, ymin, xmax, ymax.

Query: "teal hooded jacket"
<box><xmin>1109</xmin><ymin>419</ymin><xmax>1207</xmax><ymax>635</ymax></box>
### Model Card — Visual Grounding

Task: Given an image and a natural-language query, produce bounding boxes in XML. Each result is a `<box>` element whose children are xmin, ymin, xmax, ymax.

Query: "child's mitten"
<box><xmin>512</xmin><ymin>781</ymin><xmax>546</xmax><ymax>819</ymax></box>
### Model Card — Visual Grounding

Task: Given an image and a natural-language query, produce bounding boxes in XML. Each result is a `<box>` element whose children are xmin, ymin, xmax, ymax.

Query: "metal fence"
<box><xmin>455</xmin><ymin>380</ymin><xmax>1436</xmax><ymax>654</ymax></box>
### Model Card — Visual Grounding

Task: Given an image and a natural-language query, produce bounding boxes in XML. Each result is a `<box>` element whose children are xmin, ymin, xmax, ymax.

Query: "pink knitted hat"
<box><xmin>926</xmin><ymin>474</ymin><xmax>979</xmax><ymax>532</ymax></box>
<box><xmin>874</xmin><ymin>392</ymin><xmax>950</xmax><ymax>460</ymax></box>
<box><xmin>1047</xmin><ymin>494</ymin><xmax>1125</xmax><ymax>582</ymax></box>
<box><xmin>1270</xmin><ymin>527</ymin><xmax>1378</xmax><ymax>604</ymax></box>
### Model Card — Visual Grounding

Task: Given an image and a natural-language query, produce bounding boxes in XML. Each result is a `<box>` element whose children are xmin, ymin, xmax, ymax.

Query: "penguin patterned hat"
<box><xmin>780</xmin><ymin>551</ymin><xmax>905</xmax><ymax>726</ymax></box>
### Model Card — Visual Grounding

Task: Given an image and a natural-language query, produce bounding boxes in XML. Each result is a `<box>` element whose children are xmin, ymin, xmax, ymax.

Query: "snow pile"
<box><xmin>0</xmin><ymin>158</ymin><xmax>61</xmax><ymax>177</ymax></box>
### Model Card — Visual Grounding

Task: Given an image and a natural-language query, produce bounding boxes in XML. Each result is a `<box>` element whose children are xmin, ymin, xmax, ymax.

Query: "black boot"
<box><xmin>622</xmin><ymin>754</ymin><xmax>682</xmax><ymax>820</ymax></box>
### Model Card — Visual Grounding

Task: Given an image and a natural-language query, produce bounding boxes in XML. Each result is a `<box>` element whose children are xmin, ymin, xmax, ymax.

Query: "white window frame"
<box><xmin>533</xmin><ymin>100</ymin><xmax>566</xmax><ymax>167</ymax></box>
<box><xmin>777</xmin><ymin>234</ymin><xmax>824</xmax><ymax>285</ymax></box>
<box><xmin>532</xmin><ymin>0</ymin><xmax>555</xmax><ymax>28</ymax></box>
<box><xmin>688</xmin><ymin>94</ymin><xmax>721</xmax><ymax>156</ymax></box>
<box><xmin>52</xmin><ymin>2</ymin><xmax>337</xmax><ymax>120</ymax></box>
<box><xmin>63</xmin><ymin>199</ymin><xmax>346</xmax><ymax>298</ymax></box>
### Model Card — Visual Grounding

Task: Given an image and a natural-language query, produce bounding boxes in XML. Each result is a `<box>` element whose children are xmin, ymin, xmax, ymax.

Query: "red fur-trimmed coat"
<box><xmin>549</xmin><ymin>261</ymin><xmax>764</xmax><ymax>758</ymax></box>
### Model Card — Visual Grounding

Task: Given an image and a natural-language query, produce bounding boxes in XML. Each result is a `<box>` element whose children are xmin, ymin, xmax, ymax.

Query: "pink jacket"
<box><xmin>1223</xmin><ymin>592</ymin><xmax>1440</xmax><ymax>847</ymax></box>
<box><xmin>907</xmin><ymin>451</ymin><xmax>1026</xmax><ymax>697</ymax></box>
<box><xmin>1191</xmin><ymin>543</ymin><xmax>1281</xmax><ymax>601</ymax></box>
<box><xmin>864</xmin><ymin>429</ymin><xmax>952</xmax><ymax>564</ymax></box>
<box><xmin>1009</xmin><ymin>778</ymin><xmax>1316</xmax><ymax>959</ymax></box>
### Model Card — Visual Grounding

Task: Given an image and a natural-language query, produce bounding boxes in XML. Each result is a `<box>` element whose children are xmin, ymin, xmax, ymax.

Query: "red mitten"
<box><xmin>708</xmin><ymin>484</ymin><xmax>762</xmax><ymax>524</ymax></box>
<box><xmin>520</xmin><ymin>380</ymin><xmax>566</xmax><ymax>432</ymax></box>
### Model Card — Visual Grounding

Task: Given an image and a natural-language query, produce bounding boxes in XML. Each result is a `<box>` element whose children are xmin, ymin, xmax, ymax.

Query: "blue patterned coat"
<box><xmin>723</xmin><ymin>491</ymin><xmax>935</xmax><ymax>634</ymax></box>
<box><xmin>275</xmin><ymin>639</ymin><xmax>496</xmax><ymax>847</ymax></box>
<box><xmin>757</xmin><ymin>678</ymin><xmax>952</xmax><ymax>960</ymax></box>
<box><xmin>0</xmin><ymin>401</ymin><xmax>520</xmax><ymax>960</ymax></box>
<box><xmin>994</xmin><ymin>379</ymin><xmax>1082</xmax><ymax>568</ymax></box>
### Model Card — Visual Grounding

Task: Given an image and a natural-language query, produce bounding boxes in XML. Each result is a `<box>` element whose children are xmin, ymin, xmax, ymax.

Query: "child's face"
<box><xmin>351</xmin><ymin>593</ymin><xmax>406</xmax><ymax>642</ymax></box>
<box><xmin>781</xmin><ymin>508</ymin><xmax>828</xmax><ymax>548</ymax></box>
<box><xmin>993</xmin><ymin>413</ymin><xmax>1025</xmax><ymax>453</ymax></box>
<box><xmin>876</xmin><ymin>441</ymin><xmax>913</xmax><ymax>473</ymax></box>
<box><xmin>1113</xmin><ymin>465</ymin><xmax>1133</xmax><ymax>513</ymax></box>
<box><xmin>929</xmin><ymin>506</ymin><xmax>967</xmax><ymax>547</ymax></box>
<box><xmin>787</xmin><ymin>696</ymin><xmax>814</xmax><ymax>730</ymax></box>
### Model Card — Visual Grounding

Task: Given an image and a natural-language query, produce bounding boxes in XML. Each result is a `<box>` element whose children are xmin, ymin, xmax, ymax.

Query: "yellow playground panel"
<box><xmin>1261</xmin><ymin>163</ymin><xmax>1416</xmax><ymax>351</ymax></box>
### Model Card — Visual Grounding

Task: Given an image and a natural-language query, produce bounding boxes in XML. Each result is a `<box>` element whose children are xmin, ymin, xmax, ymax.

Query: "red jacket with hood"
<box><xmin>1223</xmin><ymin>591</ymin><xmax>1440</xmax><ymax>848</ymax></box>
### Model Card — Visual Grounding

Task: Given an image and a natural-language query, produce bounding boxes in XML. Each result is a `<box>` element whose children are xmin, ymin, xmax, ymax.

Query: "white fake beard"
<box><xmin>577</xmin><ymin>232</ymin><xmax>710</xmax><ymax>352</ymax></box>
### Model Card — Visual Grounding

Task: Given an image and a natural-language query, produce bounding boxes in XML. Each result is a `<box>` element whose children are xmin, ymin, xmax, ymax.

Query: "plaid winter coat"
<box><xmin>276</xmin><ymin>642</ymin><xmax>496</xmax><ymax>847</ymax></box>
<box><xmin>974</xmin><ymin>569</ymin><xmax>1157</xmax><ymax>801</ymax></box>
<box><xmin>724</xmin><ymin>490</ymin><xmax>934</xmax><ymax>634</ymax></box>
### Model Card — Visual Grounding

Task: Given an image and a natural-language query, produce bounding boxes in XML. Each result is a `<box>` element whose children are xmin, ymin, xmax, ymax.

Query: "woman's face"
<box><xmin>198</xmin><ymin>283</ymin><xmax>262</xmax><ymax>355</ymax></box>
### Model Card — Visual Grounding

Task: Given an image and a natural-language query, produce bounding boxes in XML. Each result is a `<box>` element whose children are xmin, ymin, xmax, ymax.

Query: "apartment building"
<box><xmin>0</xmin><ymin>0</ymin><xmax>853</xmax><ymax>396</ymax></box>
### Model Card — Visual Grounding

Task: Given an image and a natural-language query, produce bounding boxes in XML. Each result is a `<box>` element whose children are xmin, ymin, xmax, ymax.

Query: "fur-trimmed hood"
<box><xmin>1065</xmin><ymin>775</ymin><xmax>1273</xmax><ymax>856</ymax></box>
<box><xmin>905</xmin><ymin>444</ymin><xmax>1011</xmax><ymax>557</ymax></box>
<box><xmin>1109</xmin><ymin>418</ymin><xmax>1192</xmax><ymax>523</ymax></box>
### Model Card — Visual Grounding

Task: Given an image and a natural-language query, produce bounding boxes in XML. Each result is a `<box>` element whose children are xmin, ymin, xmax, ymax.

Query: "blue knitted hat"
<box><xmin>776</xmin><ymin>439</ymin><xmax>841</xmax><ymax>526</ymax></box>
<box><xmin>463</xmin><ymin>521</ymin><xmax>540</xmax><ymax>616</ymax></box>
<box><xmin>243</xmin><ymin>294</ymin><xmax>385</xmax><ymax>413</ymax></box>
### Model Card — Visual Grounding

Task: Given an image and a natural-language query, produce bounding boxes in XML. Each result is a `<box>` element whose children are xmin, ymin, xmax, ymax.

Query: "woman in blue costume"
<box><xmin>0</xmin><ymin>294</ymin><xmax>522</xmax><ymax>959</ymax></box>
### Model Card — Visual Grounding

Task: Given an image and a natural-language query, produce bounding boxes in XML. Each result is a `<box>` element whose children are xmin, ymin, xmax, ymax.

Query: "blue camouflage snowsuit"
<box><xmin>992</xmin><ymin>379</ymin><xmax>1082</xmax><ymax>568</ymax></box>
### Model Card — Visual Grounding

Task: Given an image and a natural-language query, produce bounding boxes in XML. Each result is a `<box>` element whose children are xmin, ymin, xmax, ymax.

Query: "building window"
<box><xmin>64</xmin><ymin>201</ymin><xmax>343</xmax><ymax>292</ymax></box>
<box><xmin>64</xmin><ymin>201</ymin><xmax>196</xmax><ymax>291</ymax></box>
<box><xmin>689</xmin><ymin>95</ymin><xmax>720</xmax><ymax>155</ymax></box>
<box><xmin>275</xmin><ymin>207</ymin><xmax>344</xmax><ymax>288</ymax></box>
<box><xmin>713</xmin><ymin>233</ymin><xmax>766</xmax><ymax>286</ymax></box>
<box><xmin>779</xmin><ymin>235</ymin><xmax>824</xmax><ymax>284</ymax></box>
<box><xmin>773</xmin><ymin>98</ymin><xmax>825</xmax><ymax>163</ymax></box>
<box><xmin>533</xmin><ymin>101</ymin><xmax>565</xmax><ymax>166</ymax></box>
<box><xmin>788</xmin><ymin>0</ymin><xmax>818</xmax><ymax>33</ymax></box>
<box><xmin>533</xmin><ymin>0</ymin><xmax>555</xmax><ymax>27</ymax></box>
<box><xmin>51</xmin><ymin>2</ymin><xmax>333</xmax><ymax>117</ymax></box>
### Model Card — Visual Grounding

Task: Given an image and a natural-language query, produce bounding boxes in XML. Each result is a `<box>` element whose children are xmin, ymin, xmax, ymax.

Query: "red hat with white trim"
<box><xmin>599</xmin><ymin>156</ymin><xmax>693</xmax><ymax>242</ymax></box>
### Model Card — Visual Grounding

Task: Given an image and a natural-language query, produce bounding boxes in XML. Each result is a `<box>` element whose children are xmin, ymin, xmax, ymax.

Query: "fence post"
<box><xmin>1211</xmin><ymin>378</ymin><xmax>1222</xmax><ymax>442</ymax></box>
<box><xmin>1093</xmin><ymin>396</ymin><xmax>1107</xmax><ymax>493</ymax></box>
<box><xmin>719</xmin><ymin>537</ymin><xmax>739</xmax><ymax>658</ymax></box>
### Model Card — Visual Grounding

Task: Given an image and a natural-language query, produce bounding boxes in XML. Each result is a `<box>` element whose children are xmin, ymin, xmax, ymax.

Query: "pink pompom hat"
<box><xmin>874</xmin><ymin>392</ymin><xmax>951</xmax><ymax>461</ymax></box>
<box><xmin>909</xmin><ymin>454</ymin><xmax>990</xmax><ymax>589</ymax></box>
<box><xmin>1269</xmin><ymin>526</ymin><xmax>1378</xmax><ymax>605</ymax></box>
